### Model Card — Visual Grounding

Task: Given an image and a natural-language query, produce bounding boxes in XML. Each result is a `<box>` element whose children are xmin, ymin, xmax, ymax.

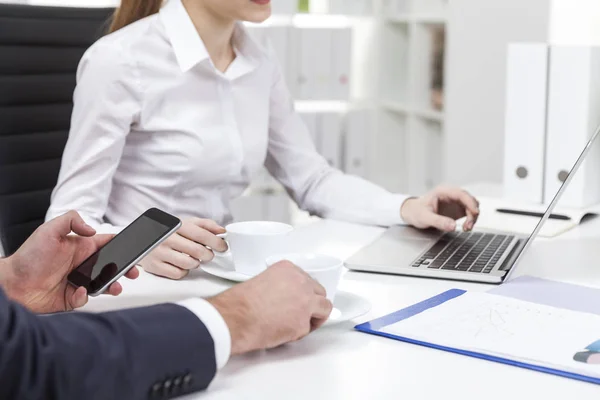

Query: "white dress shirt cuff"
<box><xmin>176</xmin><ymin>298</ymin><xmax>232</xmax><ymax>369</ymax></box>
<box><xmin>379</xmin><ymin>193</ymin><xmax>411</xmax><ymax>226</ymax></box>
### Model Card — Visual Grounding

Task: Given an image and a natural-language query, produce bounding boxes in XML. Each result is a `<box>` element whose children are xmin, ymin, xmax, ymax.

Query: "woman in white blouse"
<box><xmin>47</xmin><ymin>0</ymin><xmax>480</xmax><ymax>280</ymax></box>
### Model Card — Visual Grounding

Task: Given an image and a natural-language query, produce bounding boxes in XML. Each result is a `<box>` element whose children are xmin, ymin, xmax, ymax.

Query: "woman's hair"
<box><xmin>109</xmin><ymin>0</ymin><xmax>163</xmax><ymax>33</ymax></box>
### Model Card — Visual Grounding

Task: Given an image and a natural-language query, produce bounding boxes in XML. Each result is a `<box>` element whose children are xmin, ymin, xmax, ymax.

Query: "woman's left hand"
<box><xmin>400</xmin><ymin>186</ymin><xmax>480</xmax><ymax>232</ymax></box>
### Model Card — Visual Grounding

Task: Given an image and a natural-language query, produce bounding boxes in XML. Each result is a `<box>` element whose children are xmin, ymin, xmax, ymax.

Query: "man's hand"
<box><xmin>207</xmin><ymin>261</ymin><xmax>333</xmax><ymax>355</ymax></box>
<box><xmin>0</xmin><ymin>211</ymin><xmax>139</xmax><ymax>314</ymax></box>
<box><xmin>401</xmin><ymin>186</ymin><xmax>480</xmax><ymax>232</ymax></box>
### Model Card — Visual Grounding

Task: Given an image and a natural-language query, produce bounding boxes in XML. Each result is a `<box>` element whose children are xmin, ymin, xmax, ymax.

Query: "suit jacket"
<box><xmin>0</xmin><ymin>289</ymin><xmax>217</xmax><ymax>400</ymax></box>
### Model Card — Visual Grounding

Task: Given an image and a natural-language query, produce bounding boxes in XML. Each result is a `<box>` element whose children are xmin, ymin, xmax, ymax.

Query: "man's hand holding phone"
<box><xmin>0</xmin><ymin>211</ymin><xmax>139</xmax><ymax>314</ymax></box>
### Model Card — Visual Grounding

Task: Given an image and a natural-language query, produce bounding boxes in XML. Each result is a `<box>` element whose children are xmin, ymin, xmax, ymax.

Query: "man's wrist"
<box><xmin>207</xmin><ymin>292</ymin><xmax>253</xmax><ymax>356</ymax></box>
<box><xmin>0</xmin><ymin>256</ymin><xmax>23</xmax><ymax>301</ymax></box>
<box><xmin>0</xmin><ymin>257</ymin><xmax>10</xmax><ymax>287</ymax></box>
<box><xmin>176</xmin><ymin>298</ymin><xmax>232</xmax><ymax>369</ymax></box>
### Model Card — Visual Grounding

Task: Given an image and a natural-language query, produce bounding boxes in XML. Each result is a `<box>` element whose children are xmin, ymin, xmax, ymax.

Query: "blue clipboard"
<box><xmin>354</xmin><ymin>289</ymin><xmax>600</xmax><ymax>386</ymax></box>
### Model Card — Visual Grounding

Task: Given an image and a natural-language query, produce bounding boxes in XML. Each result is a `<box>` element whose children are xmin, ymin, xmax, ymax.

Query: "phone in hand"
<box><xmin>67</xmin><ymin>208</ymin><xmax>181</xmax><ymax>296</ymax></box>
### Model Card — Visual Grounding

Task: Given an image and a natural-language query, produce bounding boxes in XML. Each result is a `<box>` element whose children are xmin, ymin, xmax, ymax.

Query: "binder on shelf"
<box><xmin>545</xmin><ymin>46</ymin><xmax>600</xmax><ymax>208</ymax></box>
<box><xmin>503</xmin><ymin>43</ymin><xmax>548</xmax><ymax>205</ymax></box>
<box><xmin>411</xmin><ymin>0</ymin><xmax>446</xmax><ymax>16</ymax></box>
<box><xmin>382</xmin><ymin>0</ymin><xmax>410</xmax><ymax>16</ymax></box>
<box><xmin>328</xmin><ymin>0</ymin><xmax>373</xmax><ymax>16</ymax></box>
<box><xmin>245</xmin><ymin>26</ymin><xmax>293</xmax><ymax>88</ymax></box>
<box><xmin>270</xmin><ymin>0</ymin><xmax>297</xmax><ymax>15</ymax></box>
<box><xmin>319</xmin><ymin>113</ymin><xmax>343</xmax><ymax>169</ymax></box>
<box><xmin>266</xmin><ymin>26</ymin><xmax>293</xmax><ymax>87</ymax></box>
<box><xmin>344</xmin><ymin>111</ymin><xmax>369</xmax><ymax>177</ymax></box>
<box><xmin>331</xmin><ymin>27</ymin><xmax>352</xmax><ymax>100</ymax></box>
<box><xmin>293</xmin><ymin>28</ymin><xmax>333</xmax><ymax>100</ymax></box>
<box><xmin>291</xmin><ymin>26</ymin><xmax>352</xmax><ymax>100</ymax></box>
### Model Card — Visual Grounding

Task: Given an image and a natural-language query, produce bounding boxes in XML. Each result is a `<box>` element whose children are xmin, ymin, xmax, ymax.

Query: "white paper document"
<box><xmin>382</xmin><ymin>292</ymin><xmax>600</xmax><ymax>378</ymax></box>
<box><xmin>459</xmin><ymin>196</ymin><xmax>599</xmax><ymax>238</ymax></box>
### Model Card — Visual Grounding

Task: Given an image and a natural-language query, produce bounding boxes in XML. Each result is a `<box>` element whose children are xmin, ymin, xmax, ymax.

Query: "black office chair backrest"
<box><xmin>0</xmin><ymin>4</ymin><xmax>114</xmax><ymax>255</ymax></box>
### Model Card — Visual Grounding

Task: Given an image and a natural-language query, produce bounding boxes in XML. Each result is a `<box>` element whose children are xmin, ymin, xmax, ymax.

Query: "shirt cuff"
<box><xmin>176</xmin><ymin>298</ymin><xmax>231</xmax><ymax>370</ymax></box>
<box><xmin>377</xmin><ymin>193</ymin><xmax>411</xmax><ymax>226</ymax></box>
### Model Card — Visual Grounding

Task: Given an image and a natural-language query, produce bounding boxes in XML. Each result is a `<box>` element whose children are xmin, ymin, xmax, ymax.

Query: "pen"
<box><xmin>496</xmin><ymin>208</ymin><xmax>571</xmax><ymax>221</ymax></box>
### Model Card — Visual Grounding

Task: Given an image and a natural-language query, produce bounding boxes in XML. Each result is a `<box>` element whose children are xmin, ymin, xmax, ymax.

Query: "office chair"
<box><xmin>0</xmin><ymin>4</ymin><xmax>114</xmax><ymax>255</ymax></box>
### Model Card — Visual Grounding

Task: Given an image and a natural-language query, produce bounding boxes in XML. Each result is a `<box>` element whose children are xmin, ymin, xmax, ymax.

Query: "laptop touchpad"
<box><xmin>347</xmin><ymin>226</ymin><xmax>439</xmax><ymax>267</ymax></box>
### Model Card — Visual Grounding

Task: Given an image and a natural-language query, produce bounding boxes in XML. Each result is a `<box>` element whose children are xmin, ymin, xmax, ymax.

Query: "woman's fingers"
<box><xmin>167</xmin><ymin>233</ymin><xmax>215</xmax><ymax>262</ymax></box>
<box><xmin>178</xmin><ymin>219</ymin><xmax>228</xmax><ymax>252</ymax></box>
<box><xmin>161</xmin><ymin>247</ymin><xmax>202</xmax><ymax>270</ymax></box>
<box><xmin>145</xmin><ymin>261</ymin><xmax>190</xmax><ymax>280</ymax></box>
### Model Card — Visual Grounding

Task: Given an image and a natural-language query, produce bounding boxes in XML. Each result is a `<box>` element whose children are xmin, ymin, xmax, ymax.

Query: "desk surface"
<box><xmin>80</xmin><ymin>186</ymin><xmax>600</xmax><ymax>400</ymax></box>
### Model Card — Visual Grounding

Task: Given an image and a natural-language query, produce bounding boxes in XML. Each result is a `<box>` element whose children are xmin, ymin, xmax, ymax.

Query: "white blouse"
<box><xmin>46</xmin><ymin>0</ymin><xmax>408</xmax><ymax>233</ymax></box>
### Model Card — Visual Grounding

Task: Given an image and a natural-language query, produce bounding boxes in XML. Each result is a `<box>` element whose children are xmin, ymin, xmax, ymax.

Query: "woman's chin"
<box><xmin>242</xmin><ymin>9</ymin><xmax>272</xmax><ymax>24</ymax></box>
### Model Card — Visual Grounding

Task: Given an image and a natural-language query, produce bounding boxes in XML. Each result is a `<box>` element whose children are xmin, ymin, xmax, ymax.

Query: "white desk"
<box><xmin>81</xmin><ymin>198</ymin><xmax>600</xmax><ymax>399</ymax></box>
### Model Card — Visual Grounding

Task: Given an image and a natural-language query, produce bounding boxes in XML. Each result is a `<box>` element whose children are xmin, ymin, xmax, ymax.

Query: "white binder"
<box><xmin>328</xmin><ymin>0</ymin><xmax>372</xmax><ymax>16</ymax></box>
<box><xmin>266</xmin><ymin>26</ymin><xmax>293</xmax><ymax>86</ymax></box>
<box><xmin>344</xmin><ymin>110</ymin><xmax>369</xmax><ymax>177</ymax></box>
<box><xmin>503</xmin><ymin>43</ymin><xmax>549</xmax><ymax>204</ymax></box>
<box><xmin>294</xmin><ymin>28</ymin><xmax>333</xmax><ymax>100</ymax></box>
<box><xmin>331</xmin><ymin>27</ymin><xmax>352</xmax><ymax>100</ymax></box>
<box><xmin>545</xmin><ymin>46</ymin><xmax>600</xmax><ymax>208</ymax></box>
<box><xmin>270</xmin><ymin>0</ymin><xmax>297</xmax><ymax>15</ymax></box>
<box><xmin>244</xmin><ymin>26</ymin><xmax>293</xmax><ymax>87</ymax></box>
<box><xmin>319</xmin><ymin>113</ymin><xmax>343</xmax><ymax>169</ymax></box>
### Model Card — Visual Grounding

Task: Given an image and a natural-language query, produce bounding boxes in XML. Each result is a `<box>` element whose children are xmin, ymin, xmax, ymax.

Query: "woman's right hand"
<box><xmin>139</xmin><ymin>217</ymin><xmax>228</xmax><ymax>280</ymax></box>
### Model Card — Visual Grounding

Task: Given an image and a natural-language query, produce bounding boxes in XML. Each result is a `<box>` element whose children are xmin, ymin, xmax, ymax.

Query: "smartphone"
<box><xmin>67</xmin><ymin>208</ymin><xmax>181</xmax><ymax>296</ymax></box>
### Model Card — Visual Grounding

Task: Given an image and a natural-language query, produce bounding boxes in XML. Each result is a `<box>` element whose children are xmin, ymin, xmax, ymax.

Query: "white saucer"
<box><xmin>201</xmin><ymin>257</ymin><xmax>371</xmax><ymax>326</ymax></box>
<box><xmin>201</xmin><ymin>254</ymin><xmax>252</xmax><ymax>282</ymax></box>
<box><xmin>323</xmin><ymin>291</ymin><xmax>371</xmax><ymax>326</ymax></box>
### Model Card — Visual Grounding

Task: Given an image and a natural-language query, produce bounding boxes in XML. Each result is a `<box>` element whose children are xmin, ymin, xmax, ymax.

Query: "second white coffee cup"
<box><xmin>218</xmin><ymin>221</ymin><xmax>294</xmax><ymax>276</ymax></box>
<box><xmin>265</xmin><ymin>253</ymin><xmax>345</xmax><ymax>301</ymax></box>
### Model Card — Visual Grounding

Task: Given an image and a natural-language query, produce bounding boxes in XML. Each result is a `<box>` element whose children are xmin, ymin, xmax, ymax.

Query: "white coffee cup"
<box><xmin>218</xmin><ymin>221</ymin><xmax>294</xmax><ymax>276</ymax></box>
<box><xmin>265</xmin><ymin>253</ymin><xmax>345</xmax><ymax>301</ymax></box>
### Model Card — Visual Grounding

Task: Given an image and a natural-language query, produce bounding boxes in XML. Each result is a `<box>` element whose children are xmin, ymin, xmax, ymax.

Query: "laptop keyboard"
<box><xmin>411</xmin><ymin>232</ymin><xmax>515</xmax><ymax>274</ymax></box>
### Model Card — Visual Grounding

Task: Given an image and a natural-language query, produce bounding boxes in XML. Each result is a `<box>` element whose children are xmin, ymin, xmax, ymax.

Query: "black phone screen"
<box><xmin>68</xmin><ymin>208</ymin><xmax>179</xmax><ymax>294</ymax></box>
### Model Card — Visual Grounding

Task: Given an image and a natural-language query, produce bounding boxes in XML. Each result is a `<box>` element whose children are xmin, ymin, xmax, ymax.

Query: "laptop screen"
<box><xmin>504</xmin><ymin>122</ymin><xmax>600</xmax><ymax>281</ymax></box>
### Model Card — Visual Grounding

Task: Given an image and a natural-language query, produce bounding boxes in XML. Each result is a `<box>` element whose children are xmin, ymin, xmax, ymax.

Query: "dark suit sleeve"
<box><xmin>0</xmin><ymin>289</ymin><xmax>217</xmax><ymax>400</ymax></box>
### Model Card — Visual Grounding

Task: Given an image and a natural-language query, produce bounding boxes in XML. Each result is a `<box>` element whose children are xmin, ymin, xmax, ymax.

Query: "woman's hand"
<box><xmin>401</xmin><ymin>186</ymin><xmax>480</xmax><ymax>232</ymax></box>
<box><xmin>139</xmin><ymin>218</ymin><xmax>228</xmax><ymax>280</ymax></box>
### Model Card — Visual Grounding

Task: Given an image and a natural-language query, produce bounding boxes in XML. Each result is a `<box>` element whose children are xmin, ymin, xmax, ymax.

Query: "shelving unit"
<box><xmin>380</xmin><ymin>101</ymin><xmax>444</xmax><ymax>122</ymax></box>
<box><xmin>237</xmin><ymin>0</ymin><xmax>450</xmax><ymax>223</ymax></box>
<box><xmin>371</xmin><ymin>0</ymin><xmax>448</xmax><ymax>195</ymax></box>
<box><xmin>386</xmin><ymin>15</ymin><xmax>447</xmax><ymax>24</ymax></box>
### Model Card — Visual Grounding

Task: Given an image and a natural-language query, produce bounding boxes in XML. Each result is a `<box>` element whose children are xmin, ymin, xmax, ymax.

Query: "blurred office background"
<box><xmin>3</xmin><ymin>0</ymin><xmax>600</xmax><ymax>223</ymax></box>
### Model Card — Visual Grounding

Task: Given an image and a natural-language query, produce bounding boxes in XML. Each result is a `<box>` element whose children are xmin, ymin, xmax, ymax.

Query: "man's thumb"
<box><xmin>69</xmin><ymin>286</ymin><xmax>89</xmax><ymax>310</ymax></box>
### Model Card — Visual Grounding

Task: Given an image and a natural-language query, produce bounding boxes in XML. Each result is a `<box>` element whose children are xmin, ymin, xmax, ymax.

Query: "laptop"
<box><xmin>346</xmin><ymin>122</ymin><xmax>600</xmax><ymax>284</ymax></box>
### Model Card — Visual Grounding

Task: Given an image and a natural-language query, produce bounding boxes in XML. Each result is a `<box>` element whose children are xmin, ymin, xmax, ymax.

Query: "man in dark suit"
<box><xmin>0</xmin><ymin>211</ymin><xmax>332</xmax><ymax>400</ymax></box>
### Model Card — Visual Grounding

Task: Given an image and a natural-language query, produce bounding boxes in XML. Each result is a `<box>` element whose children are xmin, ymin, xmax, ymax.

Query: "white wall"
<box><xmin>549</xmin><ymin>0</ymin><xmax>600</xmax><ymax>46</ymax></box>
<box><xmin>443</xmin><ymin>0</ymin><xmax>551</xmax><ymax>186</ymax></box>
